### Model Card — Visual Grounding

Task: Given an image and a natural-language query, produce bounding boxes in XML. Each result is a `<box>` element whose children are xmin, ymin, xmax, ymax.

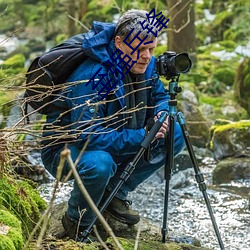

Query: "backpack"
<box><xmin>24</xmin><ymin>34</ymin><xmax>87</xmax><ymax>115</ymax></box>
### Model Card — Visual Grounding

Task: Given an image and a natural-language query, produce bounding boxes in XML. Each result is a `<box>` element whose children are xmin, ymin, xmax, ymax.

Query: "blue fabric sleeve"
<box><xmin>65</xmin><ymin>60</ymin><xmax>146</xmax><ymax>156</ymax></box>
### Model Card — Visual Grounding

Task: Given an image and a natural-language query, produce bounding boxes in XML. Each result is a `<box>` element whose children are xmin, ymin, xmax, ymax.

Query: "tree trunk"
<box><xmin>78</xmin><ymin>0</ymin><xmax>88</xmax><ymax>20</ymax></box>
<box><xmin>67</xmin><ymin>0</ymin><xmax>77</xmax><ymax>36</ymax></box>
<box><xmin>167</xmin><ymin>0</ymin><xmax>196</xmax><ymax>63</ymax></box>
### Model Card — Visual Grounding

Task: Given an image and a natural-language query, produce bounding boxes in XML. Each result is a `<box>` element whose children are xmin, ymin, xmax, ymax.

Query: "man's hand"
<box><xmin>154</xmin><ymin>111</ymin><xmax>169</xmax><ymax>139</ymax></box>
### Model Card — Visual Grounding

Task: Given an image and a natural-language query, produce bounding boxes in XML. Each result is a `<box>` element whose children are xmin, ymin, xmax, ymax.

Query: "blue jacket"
<box><xmin>44</xmin><ymin>21</ymin><xmax>170</xmax><ymax>156</ymax></box>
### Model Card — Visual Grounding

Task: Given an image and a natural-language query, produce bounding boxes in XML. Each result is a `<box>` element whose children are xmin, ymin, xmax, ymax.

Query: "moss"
<box><xmin>0</xmin><ymin>54</ymin><xmax>26</xmax><ymax>86</ymax></box>
<box><xmin>55</xmin><ymin>34</ymin><xmax>69</xmax><ymax>45</ymax></box>
<box><xmin>0</xmin><ymin>175</ymin><xmax>47</xmax><ymax>239</ymax></box>
<box><xmin>0</xmin><ymin>91</ymin><xmax>16</xmax><ymax>108</ymax></box>
<box><xmin>213</xmin><ymin>120</ymin><xmax>250</xmax><ymax>133</ymax></box>
<box><xmin>208</xmin><ymin>10</ymin><xmax>234</xmax><ymax>42</ymax></box>
<box><xmin>209</xmin><ymin>120</ymin><xmax>250</xmax><ymax>151</ymax></box>
<box><xmin>7</xmin><ymin>228</ymin><xmax>24</xmax><ymax>249</ymax></box>
<box><xmin>199</xmin><ymin>95</ymin><xmax>224</xmax><ymax>107</ymax></box>
<box><xmin>84</xmin><ymin>243</ymin><xmax>100</xmax><ymax>250</ymax></box>
<box><xmin>27</xmin><ymin>238</ymin><xmax>211</xmax><ymax>250</ymax></box>
<box><xmin>0</xmin><ymin>235</ymin><xmax>16</xmax><ymax>250</ymax></box>
<box><xmin>189</xmin><ymin>49</ymin><xmax>240</xmax><ymax>95</ymax></box>
<box><xmin>217</xmin><ymin>40</ymin><xmax>237</xmax><ymax>51</ymax></box>
<box><xmin>29</xmin><ymin>239</ymin><xmax>98</xmax><ymax>250</ymax></box>
<box><xmin>106</xmin><ymin>237</ymin><xmax>208</xmax><ymax>250</ymax></box>
<box><xmin>194</xmin><ymin>42</ymin><xmax>241</xmax><ymax>94</ymax></box>
<box><xmin>213</xmin><ymin>67</ymin><xmax>235</xmax><ymax>86</ymax></box>
<box><xmin>214</xmin><ymin>119</ymin><xmax>232</xmax><ymax>126</ymax></box>
<box><xmin>1</xmin><ymin>54</ymin><xmax>25</xmax><ymax>69</ymax></box>
<box><xmin>223</xmin><ymin>27</ymin><xmax>245</xmax><ymax>43</ymax></box>
<box><xmin>0</xmin><ymin>209</ymin><xmax>24</xmax><ymax>249</ymax></box>
<box><xmin>0</xmin><ymin>209</ymin><xmax>21</xmax><ymax>229</ymax></box>
<box><xmin>199</xmin><ymin>91</ymin><xmax>248</xmax><ymax>122</ymax></box>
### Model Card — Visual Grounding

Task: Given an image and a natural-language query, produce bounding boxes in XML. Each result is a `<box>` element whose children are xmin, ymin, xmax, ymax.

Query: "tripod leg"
<box><xmin>162</xmin><ymin>114</ymin><xmax>175</xmax><ymax>243</ymax></box>
<box><xmin>81</xmin><ymin>112</ymin><xmax>168</xmax><ymax>240</ymax></box>
<box><xmin>177</xmin><ymin>112</ymin><xmax>225</xmax><ymax>250</ymax></box>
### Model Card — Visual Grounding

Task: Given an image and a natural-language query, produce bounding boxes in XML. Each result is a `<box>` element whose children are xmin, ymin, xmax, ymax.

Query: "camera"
<box><xmin>156</xmin><ymin>51</ymin><xmax>192</xmax><ymax>79</ymax></box>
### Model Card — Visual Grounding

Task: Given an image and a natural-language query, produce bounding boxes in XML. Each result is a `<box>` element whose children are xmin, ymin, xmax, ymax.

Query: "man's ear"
<box><xmin>114</xmin><ymin>36</ymin><xmax>122</xmax><ymax>49</ymax></box>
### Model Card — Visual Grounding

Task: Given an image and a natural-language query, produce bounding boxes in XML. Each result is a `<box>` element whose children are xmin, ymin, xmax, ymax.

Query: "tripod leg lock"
<box><xmin>120</xmin><ymin>162</ymin><xmax>135</xmax><ymax>182</ymax></box>
<box><xmin>195</xmin><ymin>172</ymin><xmax>207</xmax><ymax>192</ymax></box>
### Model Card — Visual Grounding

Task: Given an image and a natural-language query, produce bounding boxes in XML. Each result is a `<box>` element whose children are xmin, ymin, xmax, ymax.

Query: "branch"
<box><xmin>167</xmin><ymin>6</ymin><xmax>191</xmax><ymax>33</ymax></box>
<box><xmin>68</xmin><ymin>14</ymin><xmax>90</xmax><ymax>32</ymax></box>
<box><xmin>62</xmin><ymin>148</ymin><xmax>124</xmax><ymax>250</ymax></box>
<box><xmin>164</xmin><ymin>0</ymin><xmax>193</xmax><ymax>33</ymax></box>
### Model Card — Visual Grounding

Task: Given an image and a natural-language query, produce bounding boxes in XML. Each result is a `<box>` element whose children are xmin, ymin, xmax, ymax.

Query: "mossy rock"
<box><xmin>193</xmin><ymin>44</ymin><xmax>241</xmax><ymax>95</ymax></box>
<box><xmin>213</xmin><ymin>157</ymin><xmax>250</xmax><ymax>184</ymax></box>
<box><xmin>209</xmin><ymin>120</ymin><xmax>250</xmax><ymax>160</ymax></box>
<box><xmin>107</xmin><ymin>237</ymin><xmax>210</xmax><ymax>250</ymax></box>
<box><xmin>0</xmin><ymin>174</ymin><xmax>47</xmax><ymax>239</ymax></box>
<box><xmin>199</xmin><ymin>92</ymin><xmax>248</xmax><ymax>122</ymax></box>
<box><xmin>44</xmin><ymin>202</ymin><xmax>211</xmax><ymax>250</ymax></box>
<box><xmin>28</xmin><ymin>237</ymin><xmax>211</xmax><ymax>250</ymax></box>
<box><xmin>0</xmin><ymin>209</ymin><xmax>24</xmax><ymax>250</ymax></box>
<box><xmin>214</xmin><ymin>119</ymin><xmax>233</xmax><ymax>126</ymax></box>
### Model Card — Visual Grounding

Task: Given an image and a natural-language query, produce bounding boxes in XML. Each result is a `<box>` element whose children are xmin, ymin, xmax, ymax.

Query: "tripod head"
<box><xmin>156</xmin><ymin>51</ymin><xmax>192</xmax><ymax>100</ymax></box>
<box><xmin>168</xmin><ymin>76</ymin><xmax>182</xmax><ymax>100</ymax></box>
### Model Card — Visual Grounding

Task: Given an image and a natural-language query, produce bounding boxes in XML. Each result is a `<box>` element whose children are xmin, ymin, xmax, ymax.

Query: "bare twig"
<box><xmin>167</xmin><ymin>6</ymin><xmax>192</xmax><ymax>33</ymax></box>
<box><xmin>93</xmin><ymin>225</ymin><xmax>110</xmax><ymax>250</ymax></box>
<box><xmin>68</xmin><ymin>14</ymin><xmax>90</xmax><ymax>31</ymax></box>
<box><xmin>162</xmin><ymin>0</ymin><xmax>193</xmax><ymax>34</ymax></box>
<box><xmin>134</xmin><ymin>220</ymin><xmax>142</xmax><ymax>250</ymax></box>
<box><xmin>0</xmin><ymin>5</ymin><xmax>8</xmax><ymax>17</ymax></box>
<box><xmin>61</xmin><ymin>148</ymin><xmax>124</xmax><ymax>250</ymax></box>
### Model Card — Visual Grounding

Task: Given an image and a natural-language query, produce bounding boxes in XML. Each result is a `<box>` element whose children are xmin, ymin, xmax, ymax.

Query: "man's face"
<box><xmin>115</xmin><ymin>36</ymin><xmax>157</xmax><ymax>74</ymax></box>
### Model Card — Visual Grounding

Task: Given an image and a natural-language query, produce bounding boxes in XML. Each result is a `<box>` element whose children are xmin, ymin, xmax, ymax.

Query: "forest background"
<box><xmin>0</xmin><ymin>0</ymin><xmax>250</xmax><ymax>126</ymax></box>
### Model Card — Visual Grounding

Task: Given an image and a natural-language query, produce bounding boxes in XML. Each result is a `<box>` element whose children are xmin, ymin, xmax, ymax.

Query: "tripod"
<box><xmin>81</xmin><ymin>110</ymin><xmax>168</xmax><ymax>241</ymax></box>
<box><xmin>162</xmin><ymin>77</ymin><xmax>225</xmax><ymax>249</ymax></box>
<box><xmin>82</xmin><ymin>77</ymin><xmax>225</xmax><ymax>250</ymax></box>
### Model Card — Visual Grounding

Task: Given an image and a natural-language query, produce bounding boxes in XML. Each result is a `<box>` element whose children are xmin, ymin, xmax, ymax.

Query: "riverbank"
<box><xmin>38</xmin><ymin>155</ymin><xmax>250</xmax><ymax>250</ymax></box>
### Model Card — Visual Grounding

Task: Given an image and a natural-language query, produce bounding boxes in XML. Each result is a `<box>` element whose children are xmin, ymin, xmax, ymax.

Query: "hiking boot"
<box><xmin>105</xmin><ymin>196</ymin><xmax>140</xmax><ymax>225</ymax></box>
<box><xmin>61</xmin><ymin>213</ymin><xmax>97</xmax><ymax>243</ymax></box>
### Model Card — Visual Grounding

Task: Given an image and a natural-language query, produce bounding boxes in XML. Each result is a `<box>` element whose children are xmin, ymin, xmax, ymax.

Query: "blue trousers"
<box><xmin>41</xmin><ymin>123</ymin><xmax>185</xmax><ymax>226</ymax></box>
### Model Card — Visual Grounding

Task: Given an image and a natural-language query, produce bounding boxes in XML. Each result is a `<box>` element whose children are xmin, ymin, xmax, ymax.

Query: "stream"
<box><xmin>38</xmin><ymin>155</ymin><xmax>250</xmax><ymax>250</ymax></box>
<box><xmin>1</xmin><ymin>33</ymin><xmax>249</xmax><ymax>250</ymax></box>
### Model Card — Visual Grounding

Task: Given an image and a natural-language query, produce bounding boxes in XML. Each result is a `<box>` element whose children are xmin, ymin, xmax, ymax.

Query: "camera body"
<box><xmin>156</xmin><ymin>51</ymin><xmax>192</xmax><ymax>79</ymax></box>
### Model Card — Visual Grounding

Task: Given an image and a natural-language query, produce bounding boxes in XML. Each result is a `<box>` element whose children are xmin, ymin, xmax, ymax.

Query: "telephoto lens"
<box><xmin>156</xmin><ymin>51</ymin><xmax>192</xmax><ymax>79</ymax></box>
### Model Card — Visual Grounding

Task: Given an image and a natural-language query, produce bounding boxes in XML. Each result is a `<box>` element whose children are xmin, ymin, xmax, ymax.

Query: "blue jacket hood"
<box><xmin>82</xmin><ymin>21</ymin><xmax>116</xmax><ymax>63</ymax></box>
